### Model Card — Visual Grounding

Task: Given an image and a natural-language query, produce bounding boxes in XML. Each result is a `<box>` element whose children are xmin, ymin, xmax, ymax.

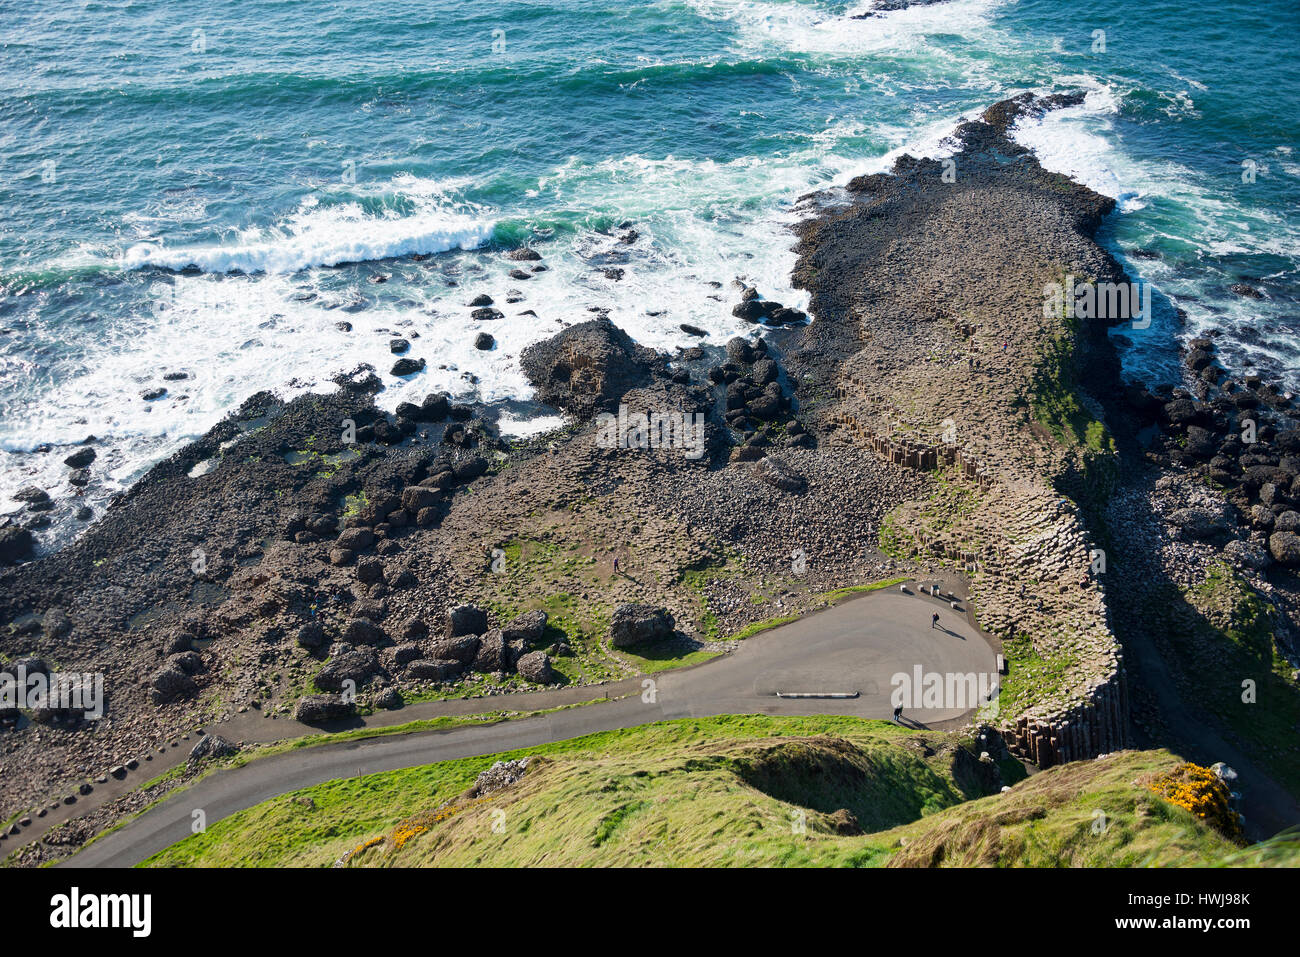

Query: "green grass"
<box><xmin>141</xmin><ymin>715</ymin><xmax>957</xmax><ymax>867</ymax></box>
<box><xmin>996</xmin><ymin>633</ymin><xmax>1080</xmax><ymax>711</ymax></box>
<box><xmin>138</xmin><ymin>714</ymin><xmax>1274</xmax><ymax>869</ymax></box>
<box><xmin>728</xmin><ymin>615</ymin><xmax>801</xmax><ymax>640</ymax></box>
<box><xmin>615</xmin><ymin>646</ymin><xmax>721</xmax><ymax>674</ymax></box>
<box><xmin>882</xmin><ymin>750</ymin><xmax>1256</xmax><ymax>867</ymax></box>
<box><xmin>1027</xmin><ymin>325</ymin><xmax>1118</xmax><ymax>506</ymax></box>
<box><xmin>818</xmin><ymin>578</ymin><xmax>908</xmax><ymax>605</ymax></box>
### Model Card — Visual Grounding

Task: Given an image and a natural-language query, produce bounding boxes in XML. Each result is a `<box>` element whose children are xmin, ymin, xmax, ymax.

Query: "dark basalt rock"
<box><xmin>608</xmin><ymin>603</ymin><xmax>675</xmax><ymax>648</ymax></box>
<box><xmin>471</xmin><ymin>628</ymin><xmax>507</xmax><ymax>672</ymax></box>
<box><xmin>297</xmin><ymin>621</ymin><xmax>327</xmax><ymax>650</ymax></box>
<box><xmin>407</xmin><ymin>658</ymin><xmax>462</xmax><ymax>681</ymax></box>
<box><xmin>188</xmin><ymin>734</ymin><xmax>238</xmax><ymax>764</ymax></box>
<box><xmin>516</xmin><ymin>650</ymin><xmax>555</xmax><ymax>684</ymax></box>
<box><xmin>390</xmin><ymin>357</ymin><xmax>426</xmax><ymax>377</ymax></box>
<box><xmin>520</xmin><ymin>320</ymin><xmax>661</xmax><ymax>419</ymax></box>
<box><xmin>342</xmin><ymin>618</ymin><xmax>385</xmax><ymax>645</ymax></box>
<box><xmin>294</xmin><ymin>694</ymin><xmax>355</xmax><ymax>724</ymax></box>
<box><xmin>752</xmin><ymin>455</ymin><xmax>807</xmax><ymax>493</ymax></box>
<box><xmin>392</xmin><ymin>642</ymin><xmax>423</xmax><ymax>667</ymax></box>
<box><xmin>501</xmin><ymin>609</ymin><xmax>547</xmax><ymax>645</ymax></box>
<box><xmin>429</xmin><ymin>634</ymin><xmax>480</xmax><ymax>663</ymax></box>
<box><xmin>64</xmin><ymin>447</ymin><xmax>96</xmax><ymax>468</ymax></box>
<box><xmin>1268</xmin><ymin>531</ymin><xmax>1300</xmax><ymax>566</ymax></box>
<box><xmin>150</xmin><ymin>664</ymin><xmax>197</xmax><ymax>704</ymax></box>
<box><xmin>315</xmin><ymin>649</ymin><xmax>380</xmax><ymax>692</ymax></box>
<box><xmin>0</xmin><ymin>526</ymin><xmax>35</xmax><ymax>565</ymax></box>
<box><xmin>445</xmin><ymin>603</ymin><xmax>488</xmax><ymax>638</ymax></box>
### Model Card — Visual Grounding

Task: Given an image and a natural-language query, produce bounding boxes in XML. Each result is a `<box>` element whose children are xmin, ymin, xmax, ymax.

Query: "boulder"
<box><xmin>168</xmin><ymin>651</ymin><xmax>203</xmax><ymax>675</ymax></box>
<box><xmin>752</xmin><ymin>455</ymin><xmax>806</xmax><ymax>493</ymax></box>
<box><xmin>294</xmin><ymin>695</ymin><xmax>355</xmax><ymax>724</ymax></box>
<box><xmin>1168</xmin><ymin>507</ymin><xmax>1233</xmax><ymax>544</ymax></box>
<box><xmin>407</xmin><ymin>658</ymin><xmax>462</xmax><ymax>681</ymax></box>
<box><xmin>515</xmin><ymin>650</ymin><xmax>555</xmax><ymax>684</ymax></box>
<box><xmin>1224</xmin><ymin>539</ymin><xmax>1270</xmax><ymax>571</ymax></box>
<box><xmin>0</xmin><ymin>526</ymin><xmax>35</xmax><ymax>565</ymax></box>
<box><xmin>1184</xmin><ymin>426</ymin><xmax>1218</xmax><ymax>459</ymax></box>
<box><xmin>1274</xmin><ymin>510</ymin><xmax>1300</xmax><ymax>534</ymax></box>
<box><xmin>1269</xmin><ymin>531</ymin><xmax>1300</xmax><ymax>567</ymax></box>
<box><xmin>188</xmin><ymin>734</ymin><xmax>238</xmax><ymax>764</ymax></box>
<box><xmin>725</xmin><ymin>337</ymin><xmax>755</xmax><ymax>364</ymax></box>
<box><xmin>297</xmin><ymin>621</ymin><xmax>327</xmax><ymax>650</ymax></box>
<box><xmin>391</xmin><ymin>642</ymin><xmax>424</xmax><ymax>667</ymax></box>
<box><xmin>608</xmin><ymin>603</ymin><xmax>675</xmax><ymax>648</ymax></box>
<box><xmin>429</xmin><ymin>634</ymin><xmax>480</xmax><ymax>663</ymax></box>
<box><xmin>64</xmin><ymin>447</ymin><xmax>96</xmax><ymax>468</ymax></box>
<box><xmin>469</xmin><ymin>758</ymin><xmax>531</xmax><ymax>797</ymax></box>
<box><xmin>315</xmin><ymin>649</ymin><xmax>380</xmax><ymax>692</ymax></box>
<box><xmin>445</xmin><ymin>604</ymin><xmax>488</xmax><ymax>638</ymax></box>
<box><xmin>472</xmin><ymin>628</ymin><xmax>507</xmax><ymax>672</ymax></box>
<box><xmin>501</xmin><ymin>610</ymin><xmax>547</xmax><ymax>645</ymax></box>
<box><xmin>750</xmin><ymin>358</ymin><xmax>779</xmax><ymax>387</ymax></box>
<box><xmin>336</xmin><ymin>527</ymin><xmax>375</xmax><ymax>552</ymax></box>
<box><xmin>398</xmin><ymin>617</ymin><xmax>429</xmax><ymax>641</ymax></box>
<box><xmin>452</xmin><ymin>456</ymin><xmax>489</xmax><ymax>481</ymax></box>
<box><xmin>420</xmin><ymin>393</ymin><xmax>451</xmax><ymax>421</ymax></box>
<box><xmin>391</xmin><ymin>357</ymin><xmax>426</xmax><ymax>377</ymax></box>
<box><xmin>519</xmin><ymin>320</ymin><xmax>659</xmax><ymax>419</ymax></box>
<box><xmin>42</xmin><ymin>608</ymin><xmax>72</xmax><ymax>639</ymax></box>
<box><xmin>150</xmin><ymin>665</ymin><xmax>197</xmax><ymax>704</ymax></box>
<box><xmin>343</xmin><ymin>618</ymin><xmax>386</xmax><ymax>645</ymax></box>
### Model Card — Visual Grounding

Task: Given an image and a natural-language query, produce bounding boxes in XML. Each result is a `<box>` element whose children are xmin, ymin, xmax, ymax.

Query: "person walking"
<box><xmin>931</xmin><ymin>611</ymin><xmax>940</xmax><ymax>629</ymax></box>
<box><xmin>613</xmin><ymin>557</ymin><xmax>620</xmax><ymax>575</ymax></box>
<box><xmin>893</xmin><ymin>704</ymin><xmax>903</xmax><ymax>723</ymax></box>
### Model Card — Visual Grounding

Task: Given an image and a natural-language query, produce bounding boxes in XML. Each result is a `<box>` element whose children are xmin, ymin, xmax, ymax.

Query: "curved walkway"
<box><xmin>62</xmin><ymin>587</ymin><xmax>996</xmax><ymax>867</ymax></box>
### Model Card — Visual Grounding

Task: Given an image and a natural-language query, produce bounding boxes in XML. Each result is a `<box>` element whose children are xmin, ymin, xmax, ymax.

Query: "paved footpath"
<box><xmin>62</xmin><ymin>587</ymin><xmax>996</xmax><ymax>867</ymax></box>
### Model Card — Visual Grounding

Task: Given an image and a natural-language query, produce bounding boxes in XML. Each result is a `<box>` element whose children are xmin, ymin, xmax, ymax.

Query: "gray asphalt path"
<box><xmin>63</xmin><ymin>588</ymin><xmax>996</xmax><ymax>867</ymax></box>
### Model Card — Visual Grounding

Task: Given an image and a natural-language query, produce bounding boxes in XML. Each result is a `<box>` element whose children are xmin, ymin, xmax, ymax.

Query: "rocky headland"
<box><xmin>3</xmin><ymin>90</ymin><xmax>1299</xmax><ymax>863</ymax></box>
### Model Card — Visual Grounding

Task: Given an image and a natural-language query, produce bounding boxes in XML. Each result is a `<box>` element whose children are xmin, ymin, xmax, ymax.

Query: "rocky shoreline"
<box><xmin>3</xmin><ymin>90</ymin><xmax>1299</xmax><ymax>862</ymax></box>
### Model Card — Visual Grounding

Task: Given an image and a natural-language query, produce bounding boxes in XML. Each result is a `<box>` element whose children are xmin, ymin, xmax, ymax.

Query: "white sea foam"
<box><xmin>120</xmin><ymin>178</ymin><xmax>494</xmax><ymax>275</ymax></box>
<box><xmin>684</xmin><ymin>0</ymin><xmax>1009</xmax><ymax>58</ymax></box>
<box><xmin>1009</xmin><ymin>79</ymin><xmax>1145</xmax><ymax>211</ymax></box>
<box><xmin>497</xmin><ymin>412</ymin><xmax>568</xmax><ymax>438</ymax></box>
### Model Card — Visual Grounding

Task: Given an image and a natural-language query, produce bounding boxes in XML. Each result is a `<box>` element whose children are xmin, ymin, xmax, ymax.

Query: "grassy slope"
<box><xmin>142</xmin><ymin>716</ymin><xmax>1281</xmax><ymax>868</ymax></box>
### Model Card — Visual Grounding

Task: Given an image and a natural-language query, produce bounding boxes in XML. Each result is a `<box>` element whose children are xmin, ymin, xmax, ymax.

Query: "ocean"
<box><xmin>1</xmin><ymin>0</ymin><xmax>1297</xmax><ymax>545</ymax></box>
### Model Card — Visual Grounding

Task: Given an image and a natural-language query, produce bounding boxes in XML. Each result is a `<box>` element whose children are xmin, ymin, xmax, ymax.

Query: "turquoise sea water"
<box><xmin>1</xmin><ymin>0</ymin><xmax>1297</xmax><ymax>543</ymax></box>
